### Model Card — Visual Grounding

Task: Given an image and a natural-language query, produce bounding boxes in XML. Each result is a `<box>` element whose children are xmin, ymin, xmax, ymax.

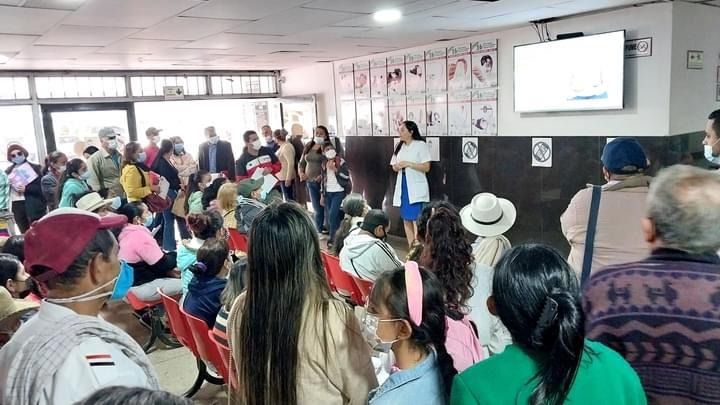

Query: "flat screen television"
<box><xmin>514</xmin><ymin>30</ymin><xmax>625</xmax><ymax>113</ymax></box>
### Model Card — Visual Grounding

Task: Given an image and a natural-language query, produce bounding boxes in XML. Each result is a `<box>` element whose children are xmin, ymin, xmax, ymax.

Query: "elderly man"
<box><xmin>702</xmin><ymin>109</ymin><xmax>720</xmax><ymax>166</ymax></box>
<box><xmin>584</xmin><ymin>165</ymin><xmax>720</xmax><ymax>405</ymax></box>
<box><xmin>87</xmin><ymin>127</ymin><xmax>124</xmax><ymax>198</ymax></box>
<box><xmin>261</xmin><ymin>125</ymin><xmax>279</xmax><ymax>153</ymax></box>
<box><xmin>197</xmin><ymin>126</ymin><xmax>235</xmax><ymax>180</ymax></box>
<box><xmin>561</xmin><ymin>137</ymin><xmax>652</xmax><ymax>280</ymax></box>
<box><xmin>0</xmin><ymin>208</ymin><xmax>159</xmax><ymax>405</ymax></box>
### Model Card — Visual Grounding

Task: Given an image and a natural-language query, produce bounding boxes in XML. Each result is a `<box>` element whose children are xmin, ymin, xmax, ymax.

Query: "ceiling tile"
<box><xmin>22</xmin><ymin>0</ymin><xmax>87</xmax><ymax>11</ymax></box>
<box><xmin>36</xmin><ymin>25</ymin><xmax>139</xmax><ymax>47</ymax></box>
<box><xmin>141</xmin><ymin>48</ymin><xmax>212</xmax><ymax>61</ymax></box>
<box><xmin>63</xmin><ymin>0</ymin><xmax>204</xmax><ymax>28</ymax></box>
<box><xmin>0</xmin><ymin>5</ymin><xmax>70</xmax><ymax>35</ymax></box>
<box><xmin>130</xmin><ymin>16</ymin><xmax>252</xmax><ymax>41</ymax></box>
<box><xmin>0</xmin><ymin>34</ymin><xmax>40</xmax><ymax>53</ymax></box>
<box><xmin>227</xmin><ymin>7</ymin><xmax>360</xmax><ymax>36</ymax></box>
<box><xmin>16</xmin><ymin>45</ymin><xmax>100</xmax><ymax>59</ymax></box>
<box><xmin>98</xmin><ymin>39</ymin><xmax>189</xmax><ymax>54</ymax></box>
<box><xmin>181</xmin><ymin>0</ymin><xmax>308</xmax><ymax>20</ymax></box>
<box><xmin>302</xmin><ymin>0</ymin><xmax>419</xmax><ymax>14</ymax></box>
<box><xmin>179</xmin><ymin>33</ymin><xmax>287</xmax><ymax>50</ymax></box>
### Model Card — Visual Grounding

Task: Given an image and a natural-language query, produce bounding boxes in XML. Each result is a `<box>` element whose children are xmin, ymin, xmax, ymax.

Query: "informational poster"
<box><xmin>471</xmin><ymin>40</ymin><xmax>498</xmax><ymax>89</ymax></box>
<box><xmin>448</xmin><ymin>44</ymin><xmax>472</xmax><ymax>91</ymax></box>
<box><xmin>406</xmin><ymin>94</ymin><xmax>426</xmax><ymax>132</ymax></box>
<box><xmin>387</xmin><ymin>55</ymin><xmax>405</xmax><ymax>96</ymax></box>
<box><xmin>338</xmin><ymin>63</ymin><xmax>355</xmax><ymax>100</ymax></box>
<box><xmin>426</xmin><ymin>137</ymin><xmax>440</xmax><ymax>161</ymax></box>
<box><xmin>471</xmin><ymin>89</ymin><xmax>498</xmax><ymax>136</ymax></box>
<box><xmin>462</xmin><ymin>137</ymin><xmax>479</xmax><ymax>163</ymax></box>
<box><xmin>341</xmin><ymin>100</ymin><xmax>356</xmax><ymax>137</ymax></box>
<box><xmin>371</xmin><ymin>98</ymin><xmax>388</xmax><ymax>136</ymax></box>
<box><xmin>425</xmin><ymin>48</ymin><xmax>447</xmax><ymax>93</ymax></box>
<box><xmin>356</xmin><ymin>99</ymin><xmax>371</xmax><ymax>136</ymax></box>
<box><xmin>370</xmin><ymin>58</ymin><xmax>387</xmax><ymax>97</ymax></box>
<box><xmin>354</xmin><ymin>61</ymin><xmax>370</xmax><ymax>99</ymax></box>
<box><xmin>531</xmin><ymin>137</ymin><xmax>553</xmax><ymax>168</ymax></box>
<box><xmin>448</xmin><ymin>90</ymin><xmax>472</xmax><ymax>136</ymax></box>
<box><xmin>426</xmin><ymin>93</ymin><xmax>447</xmax><ymax>136</ymax></box>
<box><xmin>388</xmin><ymin>96</ymin><xmax>407</xmax><ymax>134</ymax></box>
<box><xmin>405</xmin><ymin>52</ymin><xmax>425</xmax><ymax>94</ymax></box>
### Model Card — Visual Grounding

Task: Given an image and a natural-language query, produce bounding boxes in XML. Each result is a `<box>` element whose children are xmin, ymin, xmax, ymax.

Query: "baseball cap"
<box><xmin>25</xmin><ymin>208</ymin><xmax>126</xmax><ymax>282</ymax></box>
<box><xmin>601</xmin><ymin>137</ymin><xmax>649</xmax><ymax>174</ymax></box>
<box><xmin>237</xmin><ymin>178</ymin><xmax>263</xmax><ymax>198</ymax></box>
<box><xmin>360</xmin><ymin>209</ymin><xmax>390</xmax><ymax>233</ymax></box>
<box><xmin>145</xmin><ymin>127</ymin><xmax>162</xmax><ymax>137</ymax></box>
<box><xmin>98</xmin><ymin>127</ymin><xmax>119</xmax><ymax>138</ymax></box>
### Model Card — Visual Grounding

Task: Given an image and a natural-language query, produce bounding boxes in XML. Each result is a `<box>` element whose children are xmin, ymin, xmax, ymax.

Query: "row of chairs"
<box><xmin>321</xmin><ymin>251</ymin><xmax>373</xmax><ymax>306</ymax></box>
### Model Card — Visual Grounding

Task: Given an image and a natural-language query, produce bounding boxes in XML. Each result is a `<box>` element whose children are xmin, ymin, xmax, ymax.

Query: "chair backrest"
<box><xmin>182</xmin><ymin>308</ymin><xmax>228</xmax><ymax>383</ymax></box>
<box><xmin>350</xmin><ymin>275</ymin><xmax>373</xmax><ymax>305</ymax></box>
<box><xmin>209</xmin><ymin>330</ymin><xmax>236</xmax><ymax>389</ymax></box>
<box><xmin>157</xmin><ymin>289</ymin><xmax>198</xmax><ymax>356</ymax></box>
<box><xmin>126</xmin><ymin>289</ymin><xmax>161</xmax><ymax>310</ymax></box>
<box><xmin>228</xmin><ymin>229</ymin><xmax>248</xmax><ymax>253</ymax></box>
<box><xmin>321</xmin><ymin>251</ymin><xmax>363</xmax><ymax>305</ymax></box>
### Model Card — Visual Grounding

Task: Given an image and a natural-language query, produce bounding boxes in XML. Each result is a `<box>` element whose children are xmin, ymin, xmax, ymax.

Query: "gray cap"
<box><xmin>98</xmin><ymin>127</ymin><xmax>119</xmax><ymax>138</ymax></box>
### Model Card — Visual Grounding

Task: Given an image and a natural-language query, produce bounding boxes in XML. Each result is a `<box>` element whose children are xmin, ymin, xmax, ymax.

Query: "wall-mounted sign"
<box><xmin>624</xmin><ymin>38</ymin><xmax>652</xmax><ymax>58</ymax></box>
<box><xmin>163</xmin><ymin>85</ymin><xmax>184</xmax><ymax>100</ymax></box>
<box><xmin>531</xmin><ymin>137</ymin><xmax>552</xmax><ymax>168</ymax></box>
<box><xmin>687</xmin><ymin>50</ymin><xmax>704</xmax><ymax>70</ymax></box>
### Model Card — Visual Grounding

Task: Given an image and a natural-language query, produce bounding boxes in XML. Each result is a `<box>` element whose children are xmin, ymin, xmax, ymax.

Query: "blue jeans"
<box><xmin>307</xmin><ymin>181</ymin><xmax>324</xmax><ymax>232</ymax></box>
<box><xmin>280</xmin><ymin>180</ymin><xmax>294</xmax><ymax>201</ymax></box>
<box><xmin>161</xmin><ymin>189</ymin><xmax>188</xmax><ymax>251</ymax></box>
<box><xmin>325</xmin><ymin>191</ymin><xmax>346</xmax><ymax>244</ymax></box>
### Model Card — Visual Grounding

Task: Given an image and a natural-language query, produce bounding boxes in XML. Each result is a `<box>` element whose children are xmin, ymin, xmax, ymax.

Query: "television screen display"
<box><xmin>514</xmin><ymin>30</ymin><xmax>625</xmax><ymax>113</ymax></box>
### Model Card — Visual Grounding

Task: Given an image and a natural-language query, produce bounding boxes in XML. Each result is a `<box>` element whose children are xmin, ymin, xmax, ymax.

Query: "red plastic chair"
<box><xmin>209</xmin><ymin>330</ymin><xmax>237</xmax><ymax>389</ymax></box>
<box><xmin>228</xmin><ymin>229</ymin><xmax>248</xmax><ymax>253</ymax></box>
<box><xmin>182</xmin><ymin>308</ymin><xmax>229</xmax><ymax>384</ymax></box>
<box><xmin>350</xmin><ymin>275</ymin><xmax>374</xmax><ymax>305</ymax></box>
<box><xmin>321</xmin><ymin>251</ymin><xmax>364</xmax><ymax>305</ymax></box>
<box><xmin>126</xmin><ymin>290</ymin><xmax>179</xmax><ymax>353</ymax></box>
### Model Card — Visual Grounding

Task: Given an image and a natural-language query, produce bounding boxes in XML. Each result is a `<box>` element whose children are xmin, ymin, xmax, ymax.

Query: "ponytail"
<box><xmin>428</xmin><ymin>319</ymin><xmax>457</xmax><ymax>400</ymax></box>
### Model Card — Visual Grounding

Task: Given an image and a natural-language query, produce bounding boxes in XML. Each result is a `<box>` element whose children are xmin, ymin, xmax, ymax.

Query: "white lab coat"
<box><xmin>390</xmin><ymin>140</ymin><xmax>431</xmax><ymax>207</ymax></box>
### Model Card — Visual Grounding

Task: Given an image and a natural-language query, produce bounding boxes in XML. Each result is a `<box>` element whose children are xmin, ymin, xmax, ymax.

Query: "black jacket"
<box><xmin>198</xmin><ymin>140</ymin><xmax>236</xmax><ymax>180</ymax></box>
<box><xmin>151</xmin><ymin>155</ymin><xmax>181</xmax><ymax>191</ymax></box>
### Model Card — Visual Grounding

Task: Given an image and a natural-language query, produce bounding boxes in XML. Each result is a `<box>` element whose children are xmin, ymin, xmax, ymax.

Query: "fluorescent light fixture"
<box><xmin>0</xmin><ymin>54</ymin><xmax>9</xmax><ymax>64</ymax></box>
<box><xmin>373</xmin><ymin>9</ymin><xmax>402</xmax><ymax>23</ymax></box>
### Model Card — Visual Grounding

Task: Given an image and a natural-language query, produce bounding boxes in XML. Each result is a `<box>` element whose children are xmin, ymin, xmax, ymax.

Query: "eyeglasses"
<box><xmin>105</xmin><ymin>135</ymin><xmax>117</xmax><ymax>140</ymax></box>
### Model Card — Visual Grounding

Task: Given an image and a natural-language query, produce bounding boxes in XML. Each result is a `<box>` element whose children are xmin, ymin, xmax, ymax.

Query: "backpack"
<box><xmin>445</xmin><ymin>315</ymin><xmax>484</xmax><ymax>372</ymax></box>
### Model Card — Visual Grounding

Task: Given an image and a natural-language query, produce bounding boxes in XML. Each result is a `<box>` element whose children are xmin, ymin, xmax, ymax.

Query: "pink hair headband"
<box><xmin>405</xmin><ymin>261</ymin><xmax>423</xmax><ymax>326</ymax></box>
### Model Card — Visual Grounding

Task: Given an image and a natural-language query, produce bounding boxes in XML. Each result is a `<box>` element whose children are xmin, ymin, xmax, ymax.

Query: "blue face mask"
<box><xmin>109</xmin><ymin>261</ymin><xmax>134</xmax><ymax>301</ymax></box>
<box><xmin>110</xmin><ymin>196</ymin><xmax>122</xmax><ymax>210</ymax></box>
<box><xmin>136</xmin><ymin>152</ymin><xmax>146</xmax><ymax>163</ymax></box>
<box><xmin>79</xmin><ymin>171</ymin><xmax>91</xmax><ymax>180</ymax></box>
<box><xmin>174</xmin><ymin>144</ymin><xmax>184</xmax><ymax>154</ymax></box>
<box><xmin>143</xmin><ymin>214</ymin><xmax>153</xmax><ymax>228</ymax></box>
<box><xmin>11</xmin><ymin>155</ymin><xmax>25</xmax><ymax>165</ymax></box>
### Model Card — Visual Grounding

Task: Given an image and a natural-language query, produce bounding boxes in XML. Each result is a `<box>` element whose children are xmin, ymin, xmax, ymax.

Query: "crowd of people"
<box><xmin>0</xmin><ymin>109</ymin><xmax>718</xmax><ymax>404</ymax></box>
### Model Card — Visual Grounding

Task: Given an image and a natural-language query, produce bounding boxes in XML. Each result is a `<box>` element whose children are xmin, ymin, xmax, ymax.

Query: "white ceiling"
<box><xmin>0</xmin><ymin>0</ymin><xmax>709</xmax><ymax>71</ymax></box>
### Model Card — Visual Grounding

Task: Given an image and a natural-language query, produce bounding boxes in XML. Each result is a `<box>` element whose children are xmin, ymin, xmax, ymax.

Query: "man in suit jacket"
<box><xmin>197</xmin><ymin>126</ymin><xmax>236</xmax><ymax>180</ymax></box>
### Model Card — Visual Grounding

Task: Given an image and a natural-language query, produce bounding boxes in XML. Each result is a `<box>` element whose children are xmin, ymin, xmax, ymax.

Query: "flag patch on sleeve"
<box><xmin>85</xmin><ymin>354</ymin><xmax>115</xmax><ymax>367</ymax></box>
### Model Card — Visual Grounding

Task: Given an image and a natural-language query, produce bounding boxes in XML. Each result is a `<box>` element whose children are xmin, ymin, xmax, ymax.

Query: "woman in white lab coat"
<box><xmin>390</xmin><ymin>121</ymin><xmax>431</xmax><ymax>248</ymax></box>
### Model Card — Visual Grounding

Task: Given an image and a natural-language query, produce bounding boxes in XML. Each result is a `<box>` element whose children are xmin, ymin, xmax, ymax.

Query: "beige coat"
<box><xmin>276</xmin><ymin>142</ymin><xmax>296</xmax><ymax>182</ymax></box>
<box><xmin>227</xmin><ymin>293</ymin><xmax>377</xmax><ymax>405</ymax></box>
<box><xmin>561</xmin><ymin>175</ymin><xmax>652</xmax><ymax>278</ymax></box>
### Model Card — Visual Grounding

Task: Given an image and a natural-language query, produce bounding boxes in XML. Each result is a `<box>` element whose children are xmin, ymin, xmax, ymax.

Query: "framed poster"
<box><xmin>405</xmin><ymin>51</ymin><xmax>425</xmax><ymax>94</ymax></box>
<box><xmin>387</xmin><ymin>55</ymin><xmax>406</xmax><ymax>96</ymax></box>
<box><xmin>338</xmin><ymin>63</ymin><xmax>355</xmax><ymax>100</ymax></box>
<box><xmin>356</xmin><ymin>99</ymin><xmax>372</xmax><ymax>136</ymax></box>
<box><xmin>354</xmin><ymin>61</ymin><xmax>370</xmax><ymax>99</ymax></box>
<box><xmin>448</xmin><ymin>44</ymin><xmax>472</xmax><ymax>91</ymax></box>
<box><xmin>341</xmin><ymin>100</ymin><xmax>356</xmax><ymax>136</ymax></box>
<box><xmin>370</xmin><ymin>58</ymin><xmax>387</xmax><ymax>97</ymax></box>
<box><xmin>426</xmin><ymin>93</ymin><xmax>447</xmax><ymax>136</ymax></box>
<box><xmin>448</xmin><ymin>90</ymin><xmax>472</xmax><ymax>136</ymax></box>
<box><xmin>406</xmin><ymin>94</ymin><xmax>427</xmax><ymax>134</ymax></box>
<box><xmin>371</xmin><ymin>98</ymin><xmax>388</xmax><ymax>136</ymax></box>
<box><xmin>471</xmin><ymin>89</ymin><xmax>498</xmax><ymax>136</ymax></box>
<box><xmin>388</xmin><ymin>96</ymin><xmax>407</xmax><ymax>135</ymax></box>
<box><xmin>426</xmin><ymin>48</ymin><xmax>447</xmax><ymax>93</ymax></box>
<box><xmin>471</xmin><ymin>40</ymin><xmax>498</xmax><ymax>89</ymax></box>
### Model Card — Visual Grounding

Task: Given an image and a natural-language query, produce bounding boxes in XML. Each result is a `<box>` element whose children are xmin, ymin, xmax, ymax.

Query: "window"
<box><xmin>210</xmin><ymin>74</ymin><xmax>277</xmax><ymax>95</ymax></box>
<box><xmin>0</xmin><ymin>106</ymin><xmax>38</xmax><ymax>164</ymax></box>
<box><xmin>129</xmin><ymin>75</ymin><xmax>208</xmax><ymax>97</ymax></box>
<box><xmin>0</xmin><ymin>77</ymin><xmax>30</xmax><ymax>100</ymax></box>
<box><xmin>35</xmin><ymin>76</ymin><xmax>127</xmax><ymax>98</ymax></box>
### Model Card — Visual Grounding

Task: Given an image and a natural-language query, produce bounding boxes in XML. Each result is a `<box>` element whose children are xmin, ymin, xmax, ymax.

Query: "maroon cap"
<box><xmin>25</xmin><ymin>208</ymin><xmax>127</xmax><ymax>282</ymax></box>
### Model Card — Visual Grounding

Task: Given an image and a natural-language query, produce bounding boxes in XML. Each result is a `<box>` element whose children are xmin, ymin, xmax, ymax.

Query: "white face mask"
<box><xmin>108</xmin><ymin>140</ymin><xmax>118</xmax><ymax>150</ymax></box>
<box><xmin>46</xmin><ymin>276</ymin><xmax>116</xmax><ymax>304</ymax></box>
<box><xmin>57</xmin><ymin>165</ymin><xmax>67</xmax><ymax>173</ymax></box>
<box><xmin>208</xmin><ymin>136</ymin><xmax>219</xmax><ymax>145</ymax></box>
<box><xmin>361</xmin><ymin>312</ymin><xmax>400</xmax><ymax>353</ymax></box>
<box><xmin>705</xmin><ymin>142</ymin><xmax>720</xmax><ymax>164</ymax></box>
<box><xmin>250</xmin><ymin>139</ymin><xmax>262</xmax><ymax>150</ymax></box>
<box><xmin>325</xmin><ymin>150</ymin><xmax>337</xmax><ymax>159</ymax></box>
<box><xmin>314</xmin><ymin>137</ymin><xmax>325</xmax><ymax>145</ymax></box>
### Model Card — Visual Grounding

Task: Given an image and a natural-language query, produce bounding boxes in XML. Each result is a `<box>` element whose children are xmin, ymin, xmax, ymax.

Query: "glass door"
<box><xmin>277</xmin><ymin>95</ymin><xmax>317</xmax><ymax>142</ymax></box>
<box><xmin>41</xmin><ymin>103</ymin><xmax>136</xmax><ymax>159</ymax></box>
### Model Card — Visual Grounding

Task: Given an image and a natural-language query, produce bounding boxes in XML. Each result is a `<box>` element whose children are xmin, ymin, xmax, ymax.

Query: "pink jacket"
<box><xmin>118</xmin><ymin>224</ymin><xmax>164</xmax><ymax>265</ymax></box>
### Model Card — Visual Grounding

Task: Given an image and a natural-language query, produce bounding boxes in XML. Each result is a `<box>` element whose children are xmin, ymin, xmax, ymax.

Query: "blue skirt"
<box><xmin>400</xmin><ymin>173</ymin><xmax>423</xmax><ymax>221</ymax></box>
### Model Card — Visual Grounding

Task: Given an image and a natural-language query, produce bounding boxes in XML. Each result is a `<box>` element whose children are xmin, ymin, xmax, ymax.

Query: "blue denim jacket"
<box><xmin>368</xmin><ymin>351</ymin><xmax>445</xmax><ymax>405</ymax></box>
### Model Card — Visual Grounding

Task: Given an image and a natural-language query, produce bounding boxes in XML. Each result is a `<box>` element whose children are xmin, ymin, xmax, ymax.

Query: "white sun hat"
<box><xmin>460</xmin><ymin>192</ymin><xmax>517</xmax><ymax>237</ymax></box>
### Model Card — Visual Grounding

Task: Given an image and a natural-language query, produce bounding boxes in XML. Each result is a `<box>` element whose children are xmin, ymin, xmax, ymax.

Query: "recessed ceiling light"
<box><xmin>373</xmin><ymin>9</ymin><xmax>402</xmax><ymax>23</ymax></box>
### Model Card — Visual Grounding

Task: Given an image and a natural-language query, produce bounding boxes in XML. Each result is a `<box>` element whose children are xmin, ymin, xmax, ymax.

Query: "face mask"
<box><xmin>151</xmin><ymin>136</ymin><xmax>160</xmax><ymax>144</ymax></box>
<box><xmin>143</xmin><ymin>214</ymin><xmax>153</xmax><ymax>228</ymax></box>
<box><xmin>361</xmin><ymin>312</ymin><xmax>399</xmax><ymax>353</ymax></box>
<box><xmin>79</xmin><ymin>171</ymin><xmax>91</xmax><ymax>180</ymax></box>
<box><xmin>209</xmin><ymin>136</ymin><xmax>219</xmax><ymax>145</ymax></box>
<box><xmin>265</xmin><ymin>137</ymin><xmax>274</xmax><ymax>144</ymax></box>
<box><xmin>174</xmin><ymin>144</ymin><xmax>184</xmax><ymax>154</ymax></box>
<box><xmin>204</xmin><ymin>182</ymin><xmax>212</xmax><ymax>189</ymax></box>
<box><xmin>57</xmin><ymin>165</ymin><xmax>67</xmax><ymax>173</ymax></box>
<box><xmin>325</xmin><ymin>150</ymin><xmax>337</xmax><ymax>159</ymax></box>
<box><xmin>314</xmin><ymin>137</ymin><xmax>325</xmax><ymax>145</ymax></box>
<box><xmin>46</xmin><ymin>260</ymin><xmax>133</xmax><ymax>304</ymax></box>
<box><xmin>136</xmin><ymin>152</ymin><xmax>147</xmax><ymax>163</ymax></box>
<box><xmin>704</xmin><ymin>143</ymin><xmax>720</xmax><ymax>164</ymax></box>
<box><xmin>108</xmin><ymin>140</ymin><xmax>118</xmax><ymax>150</ymax></box>
<box><xmin>110</xmin><ymin>196</ymin><xmax>122</xmax><ymax>210</ymax></box>
<box><xmin>11</xmin><ymin>155</ymin><xmax>25</xmax><ymax>165</ymax></box>
<box><xmin>250</xmin><ymin>139</ymin><xmax>262</xmax><ymax>150</ymax></box>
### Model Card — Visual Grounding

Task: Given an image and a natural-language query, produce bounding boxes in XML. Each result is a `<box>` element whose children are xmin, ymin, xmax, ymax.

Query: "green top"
<box><xmin>450</xmin><ymin>340</ymin><xmax>646</xmax><ymax>405</ymax></box>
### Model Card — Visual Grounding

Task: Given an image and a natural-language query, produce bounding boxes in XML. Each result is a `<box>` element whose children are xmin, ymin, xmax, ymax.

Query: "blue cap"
<box><xmin>601</xmin><ymin>138</ymin><xmax>648</xmax><ymax>174</ymax></box>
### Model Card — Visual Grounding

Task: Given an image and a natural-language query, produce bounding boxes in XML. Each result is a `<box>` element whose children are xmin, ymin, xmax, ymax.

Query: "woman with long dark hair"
<box><xmin>184</xmin><ymin>170</ymin><xmax>210</xmax><ymax>215</ymax></box>
<box><xmin>58</xmin><ymin>158</ymin><xmax>91</xmax><ymax>208</ymax></box>
<box><xmin>450</xmin><ymin>244</ymin><xmax>645</xmax><ymax>405</ymax></box>
<box><xmin>152</xmin><ymin>139</ymin><xmax>188</xmax><ymax>250</ymax></box>
<box><xmin>40</xmin><ymin>151</ymin><xmax>67</xmax><ymax>211</ymax></box>
<box><xmin>227</xmin><ymin>203</ymin><xmax>377</xmax><ymax>404</ymax></box>
<box><xmin>391</xmin><ymin>121</ymin><xmax>431</xmax><ymax>248</ymax></box>
<box><xmin>6</xmin><ymin>144</ymin><xmax>45</xmax><ymax>233</ymax></box>
<box><xmin>299</xmin><ymin>125</ymin><xmax>331</xmax><ymax>233</ymax></box>
<box><xmin>119</xmin><ymin>142</ymin><xmax>158</xmax><ymax>202</ymax></box>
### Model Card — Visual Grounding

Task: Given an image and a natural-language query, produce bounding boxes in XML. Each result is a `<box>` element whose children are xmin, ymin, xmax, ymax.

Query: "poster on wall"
<box><xmin>426</xmin><ymin>93</ymin><xmax>447</xmax><ymax>136</ymax></box>
<box><xmin>448</xmin><ymin>90</ymin><xmax>472</xmax><ymax>136</ymax></box>
<box><xmin>471</xmin><ymin>40</ymin><xmax>498</xmax><ymax>89</ymax></box>
<box><xmin>388</xmin><ymin>96</ymin><xmax>407</xmax><ymax>135</ymax></box>
<box><xmin>406</xmin><ymin>94</ymin><xmax>427</xmax><ymax>133</ymax></box>
<box><xmin>425</xmin><ymin>48</ymin><xmax>447</xmax><ymax>93</ymax></box>
<box><xmin>341</xmin><ymin>100</ymin><xmax>356</xmax><ymax>136</ymax></box>
<box><xmin>356</xmin><ymin>99</ymin><xmax>372</xmax><ymax>136</ymax></box>
<box><xmin>426</xmin><ymin>137</ymin><xmax>441</xmax><ymax>161</ymax></box>
<box><xmin>531</xmin><ymin>137</ymin><xmax>553</xmax><ymax>168</ymax></box>
<box><xmin>471</xmin><ymin>89</ymin><xmax>498</xmax><ymax>136</ymax></box>
<box><xmin>371</xmin><ymin>98</ymin><xmax>388</xmax><ymax>136</ymax></box>
<box><xmin>405</xmin><ymin>52</ymin><xmax>425</xmax><ymax>94</ymax></box>
<box><xmin>338</xmin><ymin>63</ymin><xmax>355</xmax><ymax>100</ymax></box>
<box><xmin>354</xmin><ymin>61</ymin><xmax>370</xmax><ymax>99</ymax></box>
<box><xmin>448</xmin><ymin>44</ymin><xmax>472</xmax><ymax>91</ymax></box>
<box><xmin>370</xmin><ymin>58</ymin><xmax>387</xmax><ymax>97</ymax></box>
<box><xmin>462</xmin><ymin>137</ymin><xmax>479</xmax><ymax>164</ymax></box>
<box><xmin>387</xmin><ymin>55</ymin><xmax>406</xmax><ymax>96</ymax></box>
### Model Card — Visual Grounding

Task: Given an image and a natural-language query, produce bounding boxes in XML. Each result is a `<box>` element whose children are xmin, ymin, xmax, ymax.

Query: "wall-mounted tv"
<box><xmin>514</xmin><ymin>30</ymin><xmax>625</xmax><ymax>113</ymax></box>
